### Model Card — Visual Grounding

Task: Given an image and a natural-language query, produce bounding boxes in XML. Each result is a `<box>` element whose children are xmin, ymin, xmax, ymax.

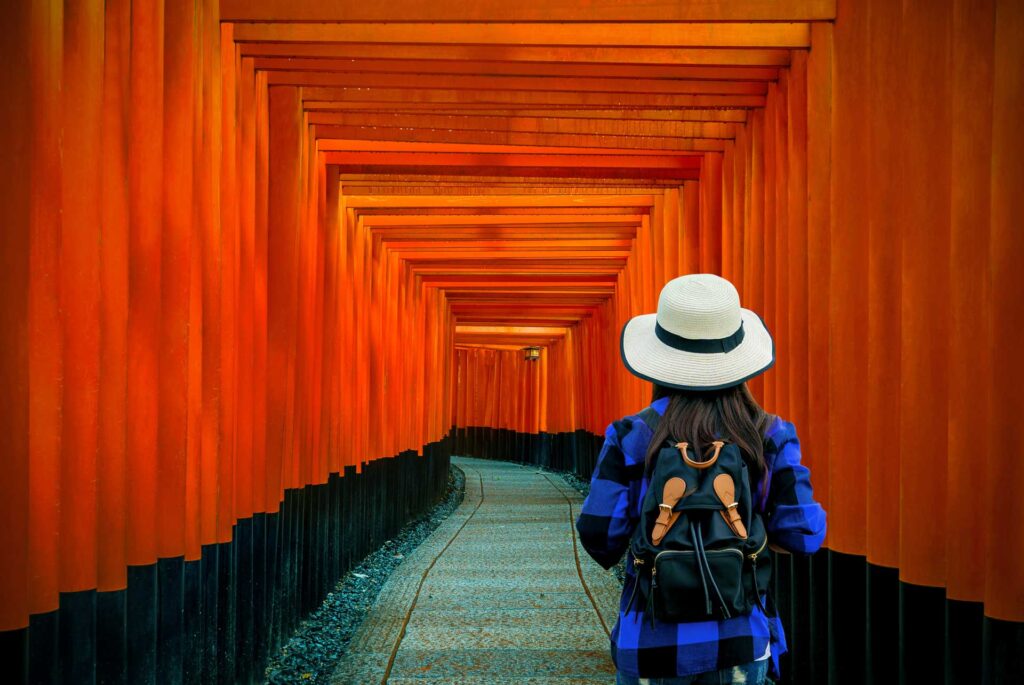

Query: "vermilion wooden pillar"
<box><xmin>27</xmin><ymin>0</ymin><xmax>63</xmax><ymax>624</ymax></box>
<box><xmin>805</xmin><ymin>22</ymin><xmax>832</xmax><ymax>513</ymax></box>
<box><xmin>218</xmin><ymin>25</ymin><xmax>240</xmax><ymax>542</ymax></box>
<box><xmin>0</xmin><ymin>0</ymin><xmax>32</xmax><ymax>637</ymax></box>
<box><xmin>126</xmin><ymin>0</ymin><xmax>163</xmax><ymax>575</ymax></box>
<box><xmin>681</xmin><ymin>182</ymin><xmax>701</xmax><ymax>274</ymax></box>
<box><xmin>159</xmin><ymin>0</ymin><xmax>196</xmax><ymax>564</ymax></box>
<box><xmin>761</xmin><ymin>87</ymin><xmax>777</xmax><ymax>411</ymax></box>
<box><xmin>252</xmin><ymin>67</ymin><xmax>270</xmax><ymax>516</ymax></box>
<box><xmin>865</xmin><ymin>0</ymin><xmax>901</xmax><ymax>572</ymax></box>
<box><xmin>266</xmin><ymin>85</ymin><xmax>302</xmax><ymax>511</ymax></box>
<box><xmin>196</xmin><ymin>0</ymin><xmax>224</xmax><ymax>557</ymax></box>
<box><xmin>986</xmin><ymin>0</ymin><xmax>1024</xmax><ymax>625</ymax></box>
<box><xmin>699</xmin><ymin>152</ymin><xmax>723</xmax><ymax>275</ymax></box>
<box><xmin>732</xmin><ymin>126</ymin><xmax>747</xmax><ymax>303</ymax></box>
<box><xmin>828</xmin><ymin>0</ymin><xmax>869</xmax><ymax>557</ymax></box>
<box><xmin>744</xmin><ymin>110</ymin><xmax>765</xmax><ymax>402</ymax></box>
<box><xmin>947</xmin><ymin>0</ymin><xmax>994</xmax><ymax>605</ymax></box>
<box><xmin>721</xmin><ymin>143</ymin><xmax>735</xmax><ymax>284</ymax></box>
<box><xmin>99</xmin><ymin>0</ymin><xmax>131</xmax><ymax>594</ymax></box>
<box><xmin>772</xmin><ymin>76</ymin><xmax>790</xmax><ymax>419</ymax></box>
<box><xmin>662</xmin><ymin>187</ymin><xmax>679</xmax><ymax>283</ymax></box>
<box><xmin>321</xmin><ymin>164</ymin><xmax>341</xmax><ymax>470</ymax></box>
<box><xmin>898</xmin><ymin>0</ymin><xmax>952</xmax><ymax>593</ymax></box>
<box><xmin>61</xmin><ymin>0</ymin><xmax>103</xmax><ymax>601</ymax></box>
<box><xmin>785</xmin><ymin>54</ymin><xmax>808</xmax><ymax>440</ymax></box>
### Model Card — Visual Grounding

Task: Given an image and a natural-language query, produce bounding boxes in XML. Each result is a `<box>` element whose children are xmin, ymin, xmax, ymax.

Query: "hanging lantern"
<box><xmin>522</xmin><ymin>346</ymin><xmax>542</xmax><ymax>362</ymax></box>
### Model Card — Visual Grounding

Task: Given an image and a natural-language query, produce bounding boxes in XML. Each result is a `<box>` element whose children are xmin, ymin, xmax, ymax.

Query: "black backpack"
<box><xmin>626</xmin><ymin>408</ymin><xmax>772</xmax><ymax>625</ymax></box>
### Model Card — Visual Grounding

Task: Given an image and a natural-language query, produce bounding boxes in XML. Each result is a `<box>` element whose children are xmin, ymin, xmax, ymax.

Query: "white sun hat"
<box><xmin>620</xmin><ymin>274</ymin><xmax>775</xmax><ymax>391</ymax></box>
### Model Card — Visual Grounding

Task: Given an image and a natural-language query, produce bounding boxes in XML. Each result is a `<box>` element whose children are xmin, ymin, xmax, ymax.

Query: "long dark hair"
<box><xmin>645</xmin><ymin>382</ymin><xmax>774</xmax><ymax>487</ymax></box>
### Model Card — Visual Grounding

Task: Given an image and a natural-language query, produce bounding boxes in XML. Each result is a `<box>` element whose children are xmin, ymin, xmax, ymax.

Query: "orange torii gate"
<box><xmin>0</xmin><ymin>1</ymin><xmax>1022</xmax><ymax>683</ymax></box>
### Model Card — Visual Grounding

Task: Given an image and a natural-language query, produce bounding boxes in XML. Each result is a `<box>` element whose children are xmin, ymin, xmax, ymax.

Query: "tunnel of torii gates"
<box><xmin>0</xmin><ymin>0</ymin><xmax>1023</xmax><ymax>683</ymax></box>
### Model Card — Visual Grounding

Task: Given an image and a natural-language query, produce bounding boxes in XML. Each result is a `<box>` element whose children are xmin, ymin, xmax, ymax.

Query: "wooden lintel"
<box><xmin>298</xmin><ymin>85</ymin><xmax>765</xmax><ymax>109</ymax></box>
<box><xmin>313</xmin><ymin>124</ymin><xmax>728</xmax><ymax>152</ymax></box>
<box><xmin>250</xmin><ymin>57</ymin><xmax>780</xmax><ymax>82</ymax></box>
<box><xmin>316</xmin><ymin>138</ymin><xmax>704</xmax><ymax>158</ymax></box>
<box><xmin>292</xmin><ymin>87</ymin><xmax>765</xmax><ymax>111</ymax></box>
<box><xmin>267</xmin><ymin>70</ymin><xmax>768</xmax><ymax>96</ymax></box>
<box><xmin>222</xmin><ymin>0</ymin><xmax>835</xmax><ymax>23</ymax></box>
<box><xmin>340</xmin><ymin>186</ymin><xmax>673</xmax><ymax>196</ymax></box>
<box><xmin>342</xmin><ymin>194</ymin><xmax>657</xmax><ymax>208</ymax></box>
<box><xmin>320</xmin><ymin>150</ymin><xmax>698</xmax><ymax>170</ymax></box>
<box><xmin>361</xmin><ymin>214</ymin><xmax>644</xmax><ymax>226</ymax></box>
<box><xmin>237</xmin><ymin>42</ymin><xmax>793</xmax><ymax>67</ymax></box>
<box><xmin>309</xmin><ymin>111</ymin><xmax>738</xmax><ymax>138</ymax></box>
<box><xmin>306</xmin><ymin>104</ymin><xmax>749</xmax><ymax>123</ymax></box>
<box><xmin>232</xmin><ymin>22</ymin><xmax>812</xmax><ymax>49</ymax></box>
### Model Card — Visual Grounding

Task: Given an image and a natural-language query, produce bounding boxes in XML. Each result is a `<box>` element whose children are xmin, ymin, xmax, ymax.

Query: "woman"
<box><xmin>576</xmin><ymin>274</ymin><xmax>826</xmax><ymax>685</ymax></box>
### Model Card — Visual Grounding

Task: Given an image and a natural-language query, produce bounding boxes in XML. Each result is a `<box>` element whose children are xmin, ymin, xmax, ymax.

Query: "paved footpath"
<box><xmin>332</xmin><ymin>456</ymin><xmax>622</xmax><ymax>684</ymax></box>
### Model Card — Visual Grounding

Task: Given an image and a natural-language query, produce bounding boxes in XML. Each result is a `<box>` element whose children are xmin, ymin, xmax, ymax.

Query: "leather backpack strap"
<box><xmin>651</xmin><ymin>476</ymin><xmax>688</xmax><ymax>545</ymax></box>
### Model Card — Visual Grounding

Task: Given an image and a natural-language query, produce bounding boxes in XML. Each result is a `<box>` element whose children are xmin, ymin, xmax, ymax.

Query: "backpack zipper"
<box><xmin>652</xmin><ymin>547</ymin><xmax>745</xmax><ymax>580</ymax></box>
<box><xmin>654</xmin><ymin>548</ymin><xmax>745</xmax><ymax>564</ymax></box>
<box><xmin>747</xmin><ymin>535</ymin><xmax>770</xmax><ymax>613</ymax></box>
<box><xmin>747</xmin><ymin>535</ymin><xmax>768</xmax><ymax>564</ymax></box>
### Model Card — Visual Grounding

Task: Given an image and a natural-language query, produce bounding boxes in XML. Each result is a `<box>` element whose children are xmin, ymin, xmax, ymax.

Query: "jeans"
<box><xmin>615</xmin><ymin>659</ymin><xmax>770</xmax><ymax>685</ymax></box>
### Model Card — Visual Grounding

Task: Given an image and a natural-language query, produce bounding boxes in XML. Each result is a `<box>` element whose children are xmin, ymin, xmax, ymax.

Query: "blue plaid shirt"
<box><xmin>575</xmin><ymin>397</ymin><xmax>827</xmax><ymax>680</ymax></box>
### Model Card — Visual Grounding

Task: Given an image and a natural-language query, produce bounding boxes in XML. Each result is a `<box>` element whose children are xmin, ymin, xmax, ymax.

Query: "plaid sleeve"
<box><xmin>575</xmin><ymin>418</ymin><xmax>645</xmax><ymax>570</ymax></box>
<box><xmin>763</xmin><ymin>420</ymin><xmax>827</xmax><ymax>554</ymax></box>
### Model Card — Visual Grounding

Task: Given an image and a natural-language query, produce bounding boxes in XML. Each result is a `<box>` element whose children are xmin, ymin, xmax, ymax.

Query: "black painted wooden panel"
<box><xmin>5</xmin><ymin>441</ymin><xmax>452</xmax><ymax>684</ymax></box>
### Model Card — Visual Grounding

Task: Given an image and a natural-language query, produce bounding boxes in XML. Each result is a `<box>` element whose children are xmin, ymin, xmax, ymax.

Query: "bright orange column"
<box><xmin>125</xmin><ymin>0</ymin><xmax>163</xmax><ymax>569</ymax></box>
<box><xmin>26</xmin><ymin>0</ymin><xmax>63</xmax><ymax>620</ymax></box>
<box><xmin>947</xmin><ymin>0</ymin><xmax>995</xmax><ymax>604</ymax></box>
<box><xmin>265</xmin><ymin>85</ymin><xmax>302</xmax><ymax>510</ymax></box>
<box><xmin>827</xmin><ymin>0</ymin><xmax>869</xmax><ymax>556</ymax></box>
<box><xmin>98</xmin><ymin>0</ymin><xmax>131</xmax><ymax>592</ymax></box>
<box><xmin>864</xmin><ymin>0</ymin><xmax>902</xmax><ymax>570</ymax></box>
<box><xmin>986</xmin><ymin>0</ymin><xmax>1024</xmax><ymax>622</ymax></box>
<box><xmin>897</xmin><ymin>0</ymin><xmax>952</xmax><ymax>589</ymax></box>
<box><xmin>0</xmin><ymin>0</ymin><xmax>33</xmax><ymax>633</ymax></box>
<box><xmin>805</xmin><ymin>22</ymin><xmax>832</xmax><ymax>512</ymax></box>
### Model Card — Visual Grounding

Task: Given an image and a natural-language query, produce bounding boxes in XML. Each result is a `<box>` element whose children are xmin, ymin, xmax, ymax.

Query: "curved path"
<box><xmin>331</xmin><ymin>457</ymin><xmax>622</xmax><ymax>684</ymax></box>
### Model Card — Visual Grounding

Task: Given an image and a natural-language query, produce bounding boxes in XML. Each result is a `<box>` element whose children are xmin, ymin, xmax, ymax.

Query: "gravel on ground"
<box><xmin>264</xmin><ymin>465</ymin><xmax>466</xmax><ymax>685</ymax></box>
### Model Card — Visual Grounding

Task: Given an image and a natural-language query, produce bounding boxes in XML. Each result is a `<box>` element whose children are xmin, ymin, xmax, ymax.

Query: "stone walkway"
<box><xmin>331</xmin><ymin>457</ymin><xmax>622</xmax><ymax>684</ymax></box>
